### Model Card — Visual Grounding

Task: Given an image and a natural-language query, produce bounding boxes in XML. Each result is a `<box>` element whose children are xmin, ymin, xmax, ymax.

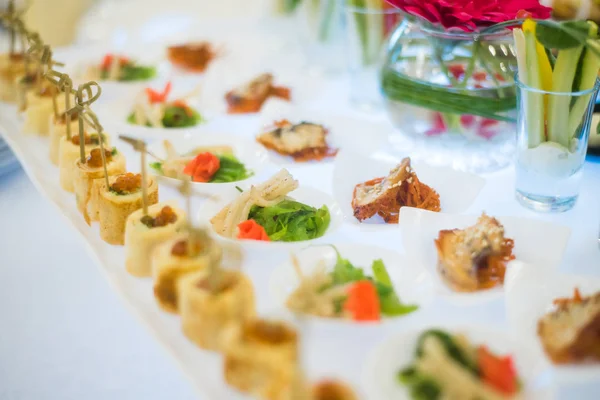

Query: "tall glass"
<box><xmin>345</xmin><ymin>5</ymin><xmax>402</xmax><ymax>111</ymax></box>
<box><xmin>298</xmin><ymin>0</ymin><xmax>346</xmax><ymax>75</ymax></box>
<box><xmin>515</xmin><ymin>75</ymin><xmax>600</xmax><ymax>212</ymax></box>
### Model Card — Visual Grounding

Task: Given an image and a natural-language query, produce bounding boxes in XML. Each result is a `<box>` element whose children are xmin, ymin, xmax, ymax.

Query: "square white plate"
<box><xmin>332</xmin><ymin>149</ymin><xmax>486</xmax><ymax>229</ymax></box>
<box><xmin>399</xmin><ymin>208</ymin><xmax>571</xmax><ymax>305</ymax></box>
<box><xmin>505</xmin><ymin>261</ymin><xmax>600</xmax><ymax>383</ymax></box>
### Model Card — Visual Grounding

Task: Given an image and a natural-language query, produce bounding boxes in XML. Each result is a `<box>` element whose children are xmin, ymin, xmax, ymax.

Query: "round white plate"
<box><xmin>399</xmin><ymin>208</ymin><xmax>571</xmax><ymax>305</ymax></box>
<box><xmin>363</xmin><ymin>323</ymin><xmax>555</xmax><ymax>400</ymax></box>
<box><xmin>145</xmin><ymin>133</ymin><xmax>272</xmax><ymax>195</ymax></box>
<box><xmin>505</xmin><ymin>261</ymin><xmax>600</xmax><ymax>383</ymax></box>
<box><xmin>268</xmin><ymin>243</ymin><xmax>435</xmax><ymax>325</ymax></box>
<box><xmin>332</xmin><ymin>149</ymin><xmax>486</xmax><ymax>229</ymax></box>
<box><xmin>197</xmin><ymin>182</ymin><xmax>343</xmax><ymax>250</ymax></box>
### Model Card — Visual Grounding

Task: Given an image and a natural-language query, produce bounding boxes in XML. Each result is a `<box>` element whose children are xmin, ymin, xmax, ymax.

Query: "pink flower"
<box><xmin>385</xmin><ymin>0</ymin><xmax>551</xmax><ymax>32</ymax></box>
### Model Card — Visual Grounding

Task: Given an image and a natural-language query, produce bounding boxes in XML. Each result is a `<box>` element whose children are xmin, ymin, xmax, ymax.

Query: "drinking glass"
<box><xmin>515</xmin><ymin>75</ymin><xmax>600</xmax><ymax>212</ymax></box>
<box><xmin>345</xmin><ymin>4</ymin><xmax>402</xmax><ymax>111</ymax></box>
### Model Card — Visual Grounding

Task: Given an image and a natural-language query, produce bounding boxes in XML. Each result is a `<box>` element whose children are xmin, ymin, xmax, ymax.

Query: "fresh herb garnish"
<box><xmin>210</xmin><ymin>154</ymin><xmax>253</xmax><ymax>183</ymax></box>
<box><xmin>127</xmin><ymin>104</ymin><xmax>204</xmax><ymax>128</ymax></box>
<box><xmin>149</xmin><ymin>161</ymin><xmax>163</xmax><ymax>174</ymax></box>
<box><xmin>247</xmin><ymin>200</ymin><xmax>330</xmax><ymax>242</ymax></box>
<box><xmin>324</xmin><ymin>246</ymin><xmax>418</xmax><ymax>318</ymax></box>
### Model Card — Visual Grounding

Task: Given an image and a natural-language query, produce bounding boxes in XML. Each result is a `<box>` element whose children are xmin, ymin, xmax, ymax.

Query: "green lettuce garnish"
<box><xmin>324</xmin><ymin>246</ymin><xmax>418</xmax><ymax>318</ymax></box>
<box><xmin>210</xmin><ymin>154</ymin><xmax>253</xmax><ymax>183</ymax></box>
<box><xmin>247</xmin><ymin>200</ymin><xmax>330</xmax><ymax>242</ymax></box>
<box><xmin>101</xmin><ymin>64</ymin><xmax>156</xmax><ymax>81</ymax></box>
<box><xmin>127</xmin><ymin>104</ymin><xmax>203</xmax><ymax>128</ymax></box>
<box><xmin>148</xmin><ymin>154</ymin><xmax>252</xmax><ymax>183</ymax></box>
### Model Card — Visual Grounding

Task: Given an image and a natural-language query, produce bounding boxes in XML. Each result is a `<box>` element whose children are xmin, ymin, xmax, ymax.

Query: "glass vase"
<box><xmin>381</xmin><ymin>18</ymin><xmax>518</xmax><ymax>173</ymax></box>
<box><xmin>515</xmin><ymin>75</ymin><xmax>600</xmax><ymax>212</ymax></box>
<box><xmin>298</xmin><ymin>0</ymin><xmax>346</xmax><ymax>75</ymax></box>
<box><xmin>345</xmin><ymin>5</ymin><xmax>403</xmax><ymax>111</ymax></box>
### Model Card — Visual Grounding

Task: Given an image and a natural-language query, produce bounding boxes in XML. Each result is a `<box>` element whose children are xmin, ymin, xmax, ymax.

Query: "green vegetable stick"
<box><xmin>568</xmin><ymin>23</ymin><xmax>600</xmax><ymax>141</ymax></box>
<box><xmin>548</xmin><ymin>45</ymin><xmax>585</xmax><ymax>148</ymax></box>
<box><xmin>523</xmin><ymin>29</ymin><xmax>546</xmax><ymax>147</ymax></box>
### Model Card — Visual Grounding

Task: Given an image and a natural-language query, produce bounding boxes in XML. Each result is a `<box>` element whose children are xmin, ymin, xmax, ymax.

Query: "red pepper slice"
<box><xmin>101</xmin><ymin>54</ymin><xmax>129</xmax><ymax>70</ymax></box>
<box><xmin>343</xmin><ymin>281</ymin><xmax>381</xmax><ymax>322</ymax></box>
<box><xmin>237</xmin><ymin>220</ymin><xmax>270</xmax><ymax>241</ymax></box>
<box><xmin>477</xmin><ymin>345</ymin><xmax>519</xmax><ymax>396</ymax></box>
<box><xmin>145</xmin><ymin>82</ymin><xmax>172</xmax><ymax>104</ymax></box>
<box><xmin>183</xmin><ymin>152</ymin><xmax>220</xmax><ymax>183</ymax></box>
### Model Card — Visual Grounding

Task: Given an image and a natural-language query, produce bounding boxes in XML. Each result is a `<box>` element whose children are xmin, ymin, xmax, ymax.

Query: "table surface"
<box><xmin>3</xmin><ymin>3</ymin><xmax>600</xmax><ymax>399</ymax></box>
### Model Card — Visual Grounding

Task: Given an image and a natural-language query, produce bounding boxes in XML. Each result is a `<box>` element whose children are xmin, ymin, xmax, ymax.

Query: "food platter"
<box><xmin>2</xmin><ymin>4</ymin><xmax>600</xmax><ymax>400</ymax></box>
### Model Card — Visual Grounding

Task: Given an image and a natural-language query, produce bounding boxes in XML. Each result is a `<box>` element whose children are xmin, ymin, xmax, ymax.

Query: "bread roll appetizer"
<box><xmin>152</xmin><ymin>231</ymin><xmax>222</xmax><ymax>313</ymax></box>
<box><xmin>49</xmin><ymin>111</ymin><xmax>81</xmax><ymax>165</ymax></box>
<box><xmin>96</xmin><ymin>173</ymin><xmax>159</xmax><ymax>245</ymax></box>
<box><xmin>124</xmin><ymin>203</ymin><xmax>186</xmax><ymax>277</ymax></box>
<box><xmin>224</xmin><ymin>319</ymin><xmax>302</xmax><ymax>400</ymax></box>
<box><xmin>73</xmin><ymin>147</ymin><xmax>126</xmax><ymax>224</ymax></box>
<box><xmin>311</xmin><ymin>380</ymin><xmax>357</xmax><ymax>400</ymax></box>
<box><xmin>179</xmin><ymin>269</ymin><xmax>255</xmax><ymax>351</ymax></box>
<box><xmin>58</xmin><ymin>132</ymin><xmax>111</xmax><ymax>192</ymax></box>
<box><xmin>21</xmin><ymin>84</ymin><xmax>60</xmax><ymax>135</ymax></box>
<box><xmin>0</xmin><ymin>53</ymin><xmax>26</xmax><ymax>102</ymax></box>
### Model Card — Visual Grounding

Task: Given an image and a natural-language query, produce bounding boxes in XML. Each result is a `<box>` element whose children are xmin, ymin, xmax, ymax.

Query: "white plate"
<box><xmin>332</xmin><ymin>149</ymin><xmax>486</xmax><ymax>229</ymax></box>
<box><xmin>145</xmin><ymin>133</ymin><xmax>273</xmax><ymax>195</ymax></box>
<box><xmin>399</xmin><ymin>208</ymin><xmax>571</xmax><ymax>305</ymax></box>
<box><xmin>197</xmin><ymin>183</ymin><xmax>343</xmax><ymax>250</ymax></box>
<box><xmin>363</xmin><ymin>323</ymin><xmax>555</xmax><ymax>400</ymax></box>
<box><xmin>268</xmin><ymin>243</ymin><xmax>435</xmax><ymax>325</ymax></box>
<box><xmin>198</xmin><ymin>52</ymin><xmax>324</xmax><ymax>117</ymax></box>
<box><xmin>255</xmin><ymin>108</ymin><xmax>391</xmax><ymax>165</ymax></box>
<box><xmin>505</xmin><ymin>261</ymin><xmax>600</xmax><ymax>383</ymax></box>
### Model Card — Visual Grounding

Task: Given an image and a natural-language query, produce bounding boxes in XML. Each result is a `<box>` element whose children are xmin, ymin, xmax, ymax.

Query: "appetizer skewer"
<box><xmin>179</xmin><ymin>267</ymin><xmax>255</xmax><ymax>351</ymax></box>
<box><xmin>97</xmin><ymin>172</ymin><xmax>159</xmax><ymax>245</ymax></box>
<box><xmin>151</xmin><ymin>179</ymin><xmax>219</xmax><ymax>312</ymax></box>
<box><xmin>223</xmin><ymin>319</ymin><xmax>303</xmax><ymax>399</ymax></box>
<box><xmin>125</xmin><ymin>202</ymin><xmax>186</xmax><ymax>277</ymax></box>
<box><xmin>0</xmin><ymin>1</ymin><xmax>28</xmax><ymax>102</ymax></box>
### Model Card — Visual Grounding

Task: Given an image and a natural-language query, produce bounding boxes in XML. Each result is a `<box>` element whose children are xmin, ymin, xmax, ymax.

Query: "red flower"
<box><xmin>385</xmin><ymin>0</ymin><xmax>551</xmax><ymax>32</ymax></box>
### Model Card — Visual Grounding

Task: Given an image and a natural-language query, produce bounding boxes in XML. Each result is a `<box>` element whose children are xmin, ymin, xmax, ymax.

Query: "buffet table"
<box><xmin>2</xmin><ymin>2</ymin><xmax>600</xmax><ymax>399</ymax></box>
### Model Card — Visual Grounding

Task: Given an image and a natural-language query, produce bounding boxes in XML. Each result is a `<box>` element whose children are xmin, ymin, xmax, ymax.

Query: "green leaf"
<box><xmin>162</xmin><ymin>105</ymin><xmax>203</xmax><ymax>128</ymax></box>
<box><xmin>209</xmin><ymin>154</ymin><xmax>253</xmax><ymax>183</ymax></box>
<box><xmin>415</xmin><ymin>330</ymin><xmax>478</xmax><ymax>375</ymax></box>
<box><xmin>535</xmin><ymin>20</ymin><xmax>592</xmax><ymax>50</ymax></box>
<box><xmin>248</xmin><ymin>201</ymin><xmax>330</xmax><ymax>242</ymax></box>
<box><xmin>119</xmin><ymin>65</ymin><xmax>156</xmax><ymax>82</ymax></box>
<box><xmin>149</xmin><ymin>162</ymin><xmax>163</xmax><ymax>174</ymax></box>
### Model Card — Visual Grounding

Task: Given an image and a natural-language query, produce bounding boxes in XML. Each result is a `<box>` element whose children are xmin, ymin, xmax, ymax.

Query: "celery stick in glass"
<box><xmin>523</xmin><ymin>27</ymin><xmax>546</xmax><ymax>147</ymax></box>
<box><xmin>547</xmin><ymin>46</ymin><xmax>585</xmax><ymax>148</ymax></box>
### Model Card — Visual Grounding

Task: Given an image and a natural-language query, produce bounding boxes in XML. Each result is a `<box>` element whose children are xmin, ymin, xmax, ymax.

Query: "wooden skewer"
<box><xmin>7</xmin><ymin>1</ymin><xmax>15</xmax><ymax>55</ymax></box>
<box><xmin>119</xmin><ymin>135</ymin><xmax>150</xmax><ymax>216</ymax></box>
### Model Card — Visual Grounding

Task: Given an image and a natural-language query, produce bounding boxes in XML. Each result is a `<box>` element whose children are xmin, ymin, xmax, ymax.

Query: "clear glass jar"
<box><xmin>381</xmin><ymin>18</ymin><xmax>518</xmax><ymax>173</ymax></box>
